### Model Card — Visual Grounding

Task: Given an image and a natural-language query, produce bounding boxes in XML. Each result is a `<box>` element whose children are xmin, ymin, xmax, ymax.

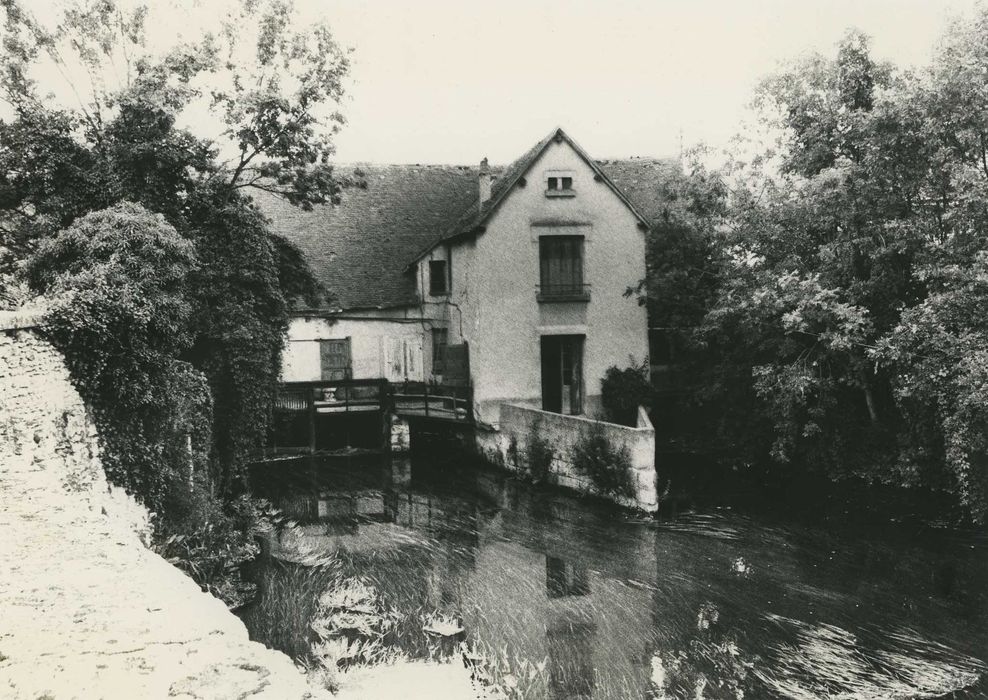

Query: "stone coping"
<box><xmin>0</xmin><ymin>307</ymin><xmax>46</xmax><ymax>332</ymax></box>
<box><xmin>502</xmin><ymin>401</ymin><xmax>654</xmax><ymax>434</ymax></box>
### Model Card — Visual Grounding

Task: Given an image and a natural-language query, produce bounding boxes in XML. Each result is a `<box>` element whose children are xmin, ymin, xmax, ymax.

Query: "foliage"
<box><xmin>506</xmin><ymin>432</ymin><xmax>520</xmax><ymax>469</ymax></box>
<box><xmin>641</xmin><ymin>18</ymin><xmax>988</xmax><ymax>522</ymax></box>
<box><xmin>525</xmin><ymin>418</ymin><xmax>554</xmax><ymax>484</ymax></box>
<box><xmin>2</xmin><ymin>0</ymin><xmax>347</xmax><ymax>500</ymax></box>
<box><xmin>27</xmin><ymin>203</ymin><xmax>209</xmax><ymax>505</ymax></box>
<box><xmin>601</xmin><ymin>358</ymin><xmax>652</xmax><ymax>426</ymax></box>
<box><xmin>0</xmin><ymin>0</ymin><xmax>352</xmax><ymax>603</ymax></box>
<box><xmin>241</xmin><ymin>560</ymin><xmax>336</xmax><ymax>663</ymax></box>
<box><xmin>571</xmin><ymin>422</ymin><xmax>635</xmax><ymax>499</ymax></box>
<box><xmin>877</xmin><ymin>252</ymin><xmax>988</xmax><ymax>519</ymax></box>
<box><xmin>154</xmin><ymin>483</ymin><xmax>266</xmax><ymax>608</ymax></box>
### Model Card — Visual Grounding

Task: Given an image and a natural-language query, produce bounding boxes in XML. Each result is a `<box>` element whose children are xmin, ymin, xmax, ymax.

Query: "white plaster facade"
<box><xmin>280</xmin><ymin>130</ymin><xmax>649</xmax><ymax>429</ymax></box>
<box><xmin>282</xmin><ymin>315</ymin><xmax>427</xmax><ymax>383</ymax></box>
<box><xmin>414</xmin><ymin>135</ymin><xmax>649</xmax><ymax>425</ymax></box>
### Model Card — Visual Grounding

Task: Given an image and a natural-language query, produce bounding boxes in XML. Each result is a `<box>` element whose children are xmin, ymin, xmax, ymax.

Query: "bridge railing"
<box><xmin>261</xmin><ymin>378</ymin><xmax>473</xmax><ymax>457</ymax></box>
<box><xmin>391</xmin><ymin>380</ymin><xmax>472</xmax><ymax>422</ymax></box>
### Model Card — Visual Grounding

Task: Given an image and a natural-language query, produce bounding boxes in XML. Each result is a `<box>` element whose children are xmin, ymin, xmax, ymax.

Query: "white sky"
<box><xmin>314</xmin><ymin>0</ymin><xmax>979</xmax><ymax>164</ymax></box>
<box><xmin>13</xmin><ymin>0</ymin><xmax>983</xmax><ymax>165</ymax></box>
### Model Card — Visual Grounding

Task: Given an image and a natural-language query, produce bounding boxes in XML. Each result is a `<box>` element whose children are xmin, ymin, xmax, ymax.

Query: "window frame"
<box><xmin>428</xmin><ymin>259</ymin><xmax>448</xmax><ymax>296</ymax></box>
<box><xmin>319</xmin><ymin>337</ymin><xmax>352</xmax><ymax>380</ymax></box>
<box><xmin>538</xmin><ymin>235</ymin><xmax>589</xmax><ymax>302</ymax></box>
<box><xmin>545</xmin><ymin>171</ymin><xmax>575</xmax><ymax>197</ymax></box>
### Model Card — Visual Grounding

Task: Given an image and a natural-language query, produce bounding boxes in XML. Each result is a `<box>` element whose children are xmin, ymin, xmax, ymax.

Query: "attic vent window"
<box><xmin>546</xmin><ymin>173</ymin><xmax>575</xmax><ymax>198</ymax></box>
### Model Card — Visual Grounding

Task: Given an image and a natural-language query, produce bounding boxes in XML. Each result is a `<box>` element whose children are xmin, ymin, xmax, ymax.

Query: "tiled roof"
<box><xmin>597</xmin><ymin>156</ymin><xmax>682</xmax><ymax>224</ymax></box>
<box><xmin>253</xmin><ymin>134</ymin><xmax>679</xmax><ymax>311</ymax></box>
<box><xmin>252</xmin><ymin>164</ymin><xmax>500</xmax><ymax>310</ymax></box>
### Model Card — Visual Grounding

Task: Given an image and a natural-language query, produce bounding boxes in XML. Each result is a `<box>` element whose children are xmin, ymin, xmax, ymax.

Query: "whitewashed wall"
<box><xmin>419</xmin><ymin>138</ymin><xmax>649</xmax><ymax>425</ymax></box>
<box><xmin>282</xmin><ymin>316</ymin><xmax>426</xmax><ymax>382</ymax></box>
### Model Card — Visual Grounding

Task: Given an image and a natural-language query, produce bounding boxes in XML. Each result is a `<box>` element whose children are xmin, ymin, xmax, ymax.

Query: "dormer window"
<box><xmin>545</xmin><ymin>171</ymin><xmax>575</xmax><ymax>198</ymax></box>
<box><xmin>428</xmin><ymin>259</ymin><xmax>448</xmax><ymax>296</ymax></box>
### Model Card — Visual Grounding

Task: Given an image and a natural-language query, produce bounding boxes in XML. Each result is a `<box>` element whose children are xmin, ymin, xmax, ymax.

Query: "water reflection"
<box><xmin>243</xmin><ymin>455</ymin><xmax>988</xmax><ymax>699</ymax></box>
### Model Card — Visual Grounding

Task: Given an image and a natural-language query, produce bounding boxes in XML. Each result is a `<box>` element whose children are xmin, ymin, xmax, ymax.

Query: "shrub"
<box><xmin>601</xmin><ymin>357</ymin><xmax>652</xmax><ymax>426</ymax></box>
<box><xmin>27</xmin><ymin>203</ymin><xmax>207</xmax><ymax>510</ymax></box>
<box><xmin>572</xmin><ymin>422</ymin><xmax>636</xmax><ymax>499</ymax></box>
<box><xmin>506</xmin><ymin>433</ymin><xmax>519</xmax><ymax>468</ymax></box>
<box><xmin>526</xmin><ymin>418</ymin><xmax>554</xmax><ymax>483</ymax></box>
<box><xmin>154</xmin><ymin>477</ymin><xmax>266</xmax><ymax>608</ymax></box>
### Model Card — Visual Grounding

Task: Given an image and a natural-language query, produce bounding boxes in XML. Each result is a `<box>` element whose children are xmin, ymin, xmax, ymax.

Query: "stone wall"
<box><xmin>483</xmin><ymin>403</ymin><xmax>658</xmax><ymax>512</ymax></box>
<box><xmin>0</xmin><ymin>308</ymin><xmax>151</xmax><ymax>538</ymax></box>
<box><xmin>0</xmin><ymin>308</ymin><xmax>329</xmax><ymax>699</ymax></box>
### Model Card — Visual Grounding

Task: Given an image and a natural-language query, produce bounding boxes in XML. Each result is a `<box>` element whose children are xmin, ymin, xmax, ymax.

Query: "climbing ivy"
<box><xmin>27</xmin><ymin>203</ymin><xmax>211</xmax><ymax>508</ymax></box>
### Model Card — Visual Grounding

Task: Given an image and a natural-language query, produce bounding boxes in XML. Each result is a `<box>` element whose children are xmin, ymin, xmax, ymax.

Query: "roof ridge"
<box><xmin>331</xmin><ymin>161</ymin><xmax>508</xmax><ymax>169</ymax></box>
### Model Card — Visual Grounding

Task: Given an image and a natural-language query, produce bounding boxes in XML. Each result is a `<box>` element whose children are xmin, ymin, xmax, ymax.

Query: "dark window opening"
<box><xmin>431</xmin><ymin>328</ymin><xmax>448</xmax><ymax>375</ymax></box>
<box><xmin>547</xmin><ymin>176</ymin><xmax>574</xmax><ymax>192</ymax></box>
<box><xmin>539</xmin><ymin>236</ymin><xmax>585</xmax><ymax>298</ymax></box>
<box><xmin>428</xmin><ymin>259</ymin><xmax>448</xmax><ymax>296</ymax></box>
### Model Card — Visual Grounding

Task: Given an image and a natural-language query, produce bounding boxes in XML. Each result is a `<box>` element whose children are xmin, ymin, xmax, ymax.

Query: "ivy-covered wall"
<box><xmin>0</xmin><ymin>309</ymin><xmax>149</xmax><ymax>538</ymax></box>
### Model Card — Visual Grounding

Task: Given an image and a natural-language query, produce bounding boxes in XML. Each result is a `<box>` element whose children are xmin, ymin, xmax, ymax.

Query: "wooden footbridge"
<box><xmin>263</xmin><ymin>379</ymin><xmax>473</xmax><ymax>456</ymax></box>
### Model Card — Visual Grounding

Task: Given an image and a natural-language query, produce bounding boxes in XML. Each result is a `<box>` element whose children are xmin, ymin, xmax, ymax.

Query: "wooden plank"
<box><xmin>307</xmin><ymin>388</ymin><xmax>316</xmax><ymax>454</ymax></box>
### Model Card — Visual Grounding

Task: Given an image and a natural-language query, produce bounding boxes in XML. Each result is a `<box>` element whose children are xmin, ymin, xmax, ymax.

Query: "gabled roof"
<box><xmin>253</xmin><ymin>130</ymin><xmax>680</xmax><ymax>312</ymax></box>
<box><xmin>414</xmin><ymin>128</ymin><xmax>653</xmax><ymax>263</ymax></box>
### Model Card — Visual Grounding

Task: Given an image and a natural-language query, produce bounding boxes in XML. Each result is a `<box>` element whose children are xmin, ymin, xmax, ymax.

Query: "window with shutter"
<box><xmin>431</xmin><ymin>328</ymin><xmax>448</xmax><ymax>374</ymax></box>
<box><xmin>319</xmin><ymin>338</ymin><xmax>351</xmax><ymax>380</ymax></box>
<box><xmin>539</xmin><ymin>236</ymin><xmax>586</xmax><ymax>300</ymax></box>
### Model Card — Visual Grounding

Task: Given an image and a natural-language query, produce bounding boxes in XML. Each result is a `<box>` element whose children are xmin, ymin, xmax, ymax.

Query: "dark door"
<box><xmin>540</xmin><ymin>335</ymin><xmax>584</xmax><ymax>415</ymax></box>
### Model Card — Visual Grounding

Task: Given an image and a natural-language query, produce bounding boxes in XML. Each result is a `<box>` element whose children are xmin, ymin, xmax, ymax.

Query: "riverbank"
<box><xmin>0</xmin><ymin>316</ymin><xmax>329</xmax><ymax>698</ymax></box>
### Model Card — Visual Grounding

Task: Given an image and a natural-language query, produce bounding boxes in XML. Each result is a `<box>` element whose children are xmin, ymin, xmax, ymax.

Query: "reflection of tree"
<box><xmin>649</xmin><ymin>602</ymin><xmax>758</xmax><ymax>700</ymax></box>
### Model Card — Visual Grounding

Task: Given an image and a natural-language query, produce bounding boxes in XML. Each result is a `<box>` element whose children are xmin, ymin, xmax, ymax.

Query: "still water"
<box><xmin>242</xmin><ymin>454</ymin><xmax>988</xmax><ymax>699</ymax></box>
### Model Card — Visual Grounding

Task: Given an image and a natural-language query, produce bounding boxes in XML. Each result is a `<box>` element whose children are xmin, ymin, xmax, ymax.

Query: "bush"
<box><xmin>601</xmin><ymin>358</ymin><xmax>652</xmax><ymax>426</ymax></box>
<box><xmin>526</xmin><ymin>418</ymin><xmax>554</xmax><ymax>483</ymax></box>
<box><xmin>572</xmin><ymin>422</ymin><xmax>636</xmax><ymax>499</ymax></box>
<box><xmin>154</xmin><ymin>477</ymin><xmax>267</xmax><ymax>608</ymax></box>
<box><xmin>27</xmin><ymin>203</ymin><xmax>208</xmax><ymax>510</ymax></box>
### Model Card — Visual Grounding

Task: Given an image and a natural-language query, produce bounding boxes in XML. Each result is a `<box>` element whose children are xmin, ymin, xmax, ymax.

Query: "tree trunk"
<box><xmin>861</xmin><ymin>378</ymin><xmax>879</xmax><ymax>425</ymax></box>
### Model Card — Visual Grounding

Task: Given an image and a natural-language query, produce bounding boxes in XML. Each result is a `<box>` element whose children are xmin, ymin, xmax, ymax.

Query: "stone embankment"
<box><xmin>0</xmin><ymin>310</ymin><xmax>329</xmax><ymax>699</ymax></box>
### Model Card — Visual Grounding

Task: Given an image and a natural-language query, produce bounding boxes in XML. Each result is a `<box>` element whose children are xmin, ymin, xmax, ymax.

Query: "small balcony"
<box><xmin>536</xmin><ymin>283</ymin><xmax>591</xmax><ymax>303</ymax></box>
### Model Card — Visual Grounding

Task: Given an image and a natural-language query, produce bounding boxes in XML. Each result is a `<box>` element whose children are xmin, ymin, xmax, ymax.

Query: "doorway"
<box><xmin>540</xmin><ymin>335</ymin><xmax>584</xmax><ymax>415</ymax></box>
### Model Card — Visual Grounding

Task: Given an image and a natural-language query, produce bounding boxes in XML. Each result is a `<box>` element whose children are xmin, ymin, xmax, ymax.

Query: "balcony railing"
<box><xmin>537</xmin><ymin>283</ymin><xmax>591</xmax><ymax>302</ymax></box>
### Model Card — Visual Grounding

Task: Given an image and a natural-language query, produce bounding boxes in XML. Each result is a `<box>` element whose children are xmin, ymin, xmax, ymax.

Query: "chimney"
<box><xmin>478</xmin><ymin>157</ymin><xmax>491</xmax><ymax>208</ymax></box>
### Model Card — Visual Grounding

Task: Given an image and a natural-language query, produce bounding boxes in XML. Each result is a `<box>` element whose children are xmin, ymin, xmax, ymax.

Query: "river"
<box><xmin>241</xmin><ymin>452</ymin><xmax>988</xmax><ymax>699</ymax></box>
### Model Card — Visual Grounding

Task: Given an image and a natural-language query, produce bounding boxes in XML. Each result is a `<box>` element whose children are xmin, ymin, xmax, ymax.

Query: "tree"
<box><xmin>1</xmin><ymin>0</ymin><xmax>346</xmax><ymax>500</ymax></box>
<box><xmin>648</xmin><ymin>22</ymin><xmax>988</xmax><ymax>521</ymax></box>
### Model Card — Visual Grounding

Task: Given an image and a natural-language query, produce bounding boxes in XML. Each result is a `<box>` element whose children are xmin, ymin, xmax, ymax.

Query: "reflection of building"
<box><xmin>547</xmin><ymin>618</ymin><xmax>597</xmax><ymax>700</ymax></box>
<box><xmin>546</xmin><ymin>556</ymin><xmax>590</xmax><ymax>598</ymax></box>
<box><xmin>260</xmin><ymin>459</ymin><xmax>662</xmax><ymax>699</ymax></box>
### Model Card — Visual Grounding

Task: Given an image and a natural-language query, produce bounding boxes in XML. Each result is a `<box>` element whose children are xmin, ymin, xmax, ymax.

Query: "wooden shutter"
<box><xmin>540</xmin><ymin>237</ymin><xmax>583</xmax><ymax>295</ymax></box>
<box><xmin>319</xmin><ymin>338</ymin><xmax>351</xmax><ymax>380</ymax></box>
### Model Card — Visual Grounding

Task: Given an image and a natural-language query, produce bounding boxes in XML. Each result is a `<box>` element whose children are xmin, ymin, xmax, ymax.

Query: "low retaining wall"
<box><xmin>481</xmin><ymin>403</ymin><xmax>658</xmax><ymax>512</ymax></box>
